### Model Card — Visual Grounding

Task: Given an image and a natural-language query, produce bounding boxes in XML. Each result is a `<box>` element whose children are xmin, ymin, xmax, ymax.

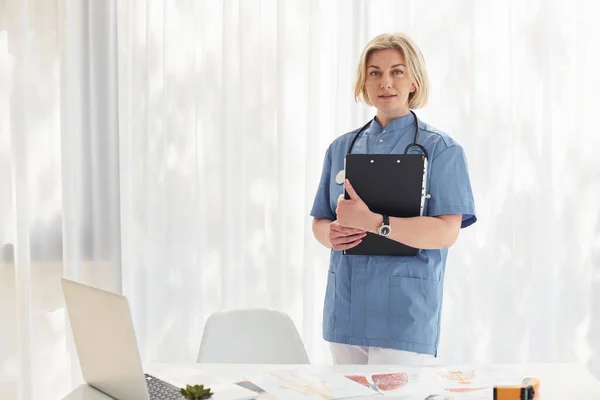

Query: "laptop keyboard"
<box><xmin>145</xmin><ymin>374</ymin><xmax>184</xmax><ymax>400</ymax></box>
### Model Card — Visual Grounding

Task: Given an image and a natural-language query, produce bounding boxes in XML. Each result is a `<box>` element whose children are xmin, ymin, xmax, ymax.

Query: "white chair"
<box><xmin>197</xmin><ymin>308</ymin><xmax>310</xmax><ymax>364</ymax></box>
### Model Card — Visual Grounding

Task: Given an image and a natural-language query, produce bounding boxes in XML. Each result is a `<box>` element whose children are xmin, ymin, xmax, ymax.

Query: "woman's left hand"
<box><xmin>336</xmin><ymin>179</ymin><xmax>378</xmax><ymax>232</ymax></box>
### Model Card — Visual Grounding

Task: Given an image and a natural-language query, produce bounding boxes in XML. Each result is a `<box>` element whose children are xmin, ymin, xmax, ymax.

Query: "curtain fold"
<box><xmin>1</xmin><ymin>1</ymin><xmax>600</xmax><ymax>399</ymax></box>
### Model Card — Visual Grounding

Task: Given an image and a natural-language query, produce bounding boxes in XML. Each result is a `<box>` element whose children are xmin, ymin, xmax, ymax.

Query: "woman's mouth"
<box><xmin>379</xmin><ymin>94</ymin><xmax>397</xmax><ymax>99</ymax></box>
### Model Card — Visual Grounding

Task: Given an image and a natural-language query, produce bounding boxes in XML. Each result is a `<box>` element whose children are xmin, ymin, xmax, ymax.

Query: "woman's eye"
<box><xmin>369</xmin><ymin>71</ymin><xmax>380</xmax><ymax>76</ymax></box>
<box><xmin>393</xmin><ymin>69</ymin><xmax>404</xmax><ymax>75</ymax></box>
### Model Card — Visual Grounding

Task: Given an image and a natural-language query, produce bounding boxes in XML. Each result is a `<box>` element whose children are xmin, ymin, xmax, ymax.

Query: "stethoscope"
<box><xmin>335</xmin><ymin>110</ymin><xmax>429</xmax><ymax>184</ymax></box>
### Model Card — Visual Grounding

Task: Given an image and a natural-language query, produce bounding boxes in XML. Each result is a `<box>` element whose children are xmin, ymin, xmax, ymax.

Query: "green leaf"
<box><xmin>180</xmin><ymin>383</ymin><xmax>213</xmax><ymax>399</ymax></box>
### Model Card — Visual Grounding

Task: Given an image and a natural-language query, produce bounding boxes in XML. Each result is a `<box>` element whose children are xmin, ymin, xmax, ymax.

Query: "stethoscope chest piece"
<box><xmin>335</xmin><ymin>169</ymin><xmax>345</xmax><ymax>185</ymax></box>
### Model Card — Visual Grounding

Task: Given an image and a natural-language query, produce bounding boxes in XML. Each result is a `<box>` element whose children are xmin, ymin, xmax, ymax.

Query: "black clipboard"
<box><xmin>343</xmin><ymin>153</ymin><xmax>428</xmax><ymax>256</ymax></box>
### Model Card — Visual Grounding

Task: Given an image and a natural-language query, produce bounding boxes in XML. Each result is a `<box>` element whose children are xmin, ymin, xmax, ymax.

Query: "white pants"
<box><xmin>329</xmin><ymin>342</ymin><xmax>438</xmax><ymax>366</ymax></box>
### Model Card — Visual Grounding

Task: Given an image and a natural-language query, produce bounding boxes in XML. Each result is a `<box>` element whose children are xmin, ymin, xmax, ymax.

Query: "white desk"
<box><xmin>63</xmin><ymin>363</ymin><xmax>600</xmax><ymax>400</ymax></box>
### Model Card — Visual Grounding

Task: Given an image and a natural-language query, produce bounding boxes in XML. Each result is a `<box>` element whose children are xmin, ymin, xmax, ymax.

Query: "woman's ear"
<box><xmin>410</xmin><ymin>84</ymin><xmax>416</xmax><ymax>93</ymax></box>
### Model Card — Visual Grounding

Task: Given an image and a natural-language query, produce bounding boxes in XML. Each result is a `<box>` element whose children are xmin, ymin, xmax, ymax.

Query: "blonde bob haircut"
<box><xmin>353</xmin><ymin>33</ymin><xmax>429</xmax><ymax>109</ymax></box>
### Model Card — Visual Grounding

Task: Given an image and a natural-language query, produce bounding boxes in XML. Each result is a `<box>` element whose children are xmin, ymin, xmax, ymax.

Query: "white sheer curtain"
<box><xmin>1</xmin><ymin>0</ymin><xmax>122</xmax><ymax>398</ymax></box>
<box><xmin>1</xmin><ymin>0</ymin><xmax>600</xmax><ymax>399</ymax></box>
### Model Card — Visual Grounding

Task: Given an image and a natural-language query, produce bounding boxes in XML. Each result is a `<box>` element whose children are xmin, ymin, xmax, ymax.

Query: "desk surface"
<box><xmin>64</xmin><ymin>362</ymin><xmax>600</xmax><ymax>400</ymax></box>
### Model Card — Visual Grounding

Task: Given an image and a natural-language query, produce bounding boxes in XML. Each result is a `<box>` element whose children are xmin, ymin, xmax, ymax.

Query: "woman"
<box><xmin>310</xmin><ymin>33</ymin><xmax>476</xmax><ymax>365</ymax></box>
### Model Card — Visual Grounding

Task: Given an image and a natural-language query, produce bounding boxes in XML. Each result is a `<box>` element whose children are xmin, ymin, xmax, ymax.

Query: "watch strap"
<box><xmin>382</xmin><ymin>214</ymin><xmax>389</xmax><ymax>226</ymax></box>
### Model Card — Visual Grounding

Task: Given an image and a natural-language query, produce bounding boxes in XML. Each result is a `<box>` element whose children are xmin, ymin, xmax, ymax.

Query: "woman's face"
<box><xmin>364</xmin><ymin>49</ymin><xmax>416</xmax><ymax>116</ymax></box>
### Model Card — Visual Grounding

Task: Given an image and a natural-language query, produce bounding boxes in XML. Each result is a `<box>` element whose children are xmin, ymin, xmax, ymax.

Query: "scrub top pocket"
<box><xmin>388</xmin><ymin>275</ymin><xmax>441</xmax><ymax>346</ymax></box>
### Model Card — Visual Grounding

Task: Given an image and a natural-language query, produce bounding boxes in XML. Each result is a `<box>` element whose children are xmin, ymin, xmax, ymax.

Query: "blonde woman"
<box><xmin>310</xmin><ymin>33</ymin><xmax>476</xmax><ymax>365</ymax></box>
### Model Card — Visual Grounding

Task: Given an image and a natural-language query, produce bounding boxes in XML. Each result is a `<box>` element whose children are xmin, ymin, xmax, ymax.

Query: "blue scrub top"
<box><xmin>310</xmin><ymin>112</ymin><xmax>476</xmax><ymax>356</ymax></box>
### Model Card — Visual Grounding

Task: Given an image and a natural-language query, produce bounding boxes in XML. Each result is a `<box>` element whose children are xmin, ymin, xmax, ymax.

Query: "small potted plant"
<box><xmin>180</xmin><ymin>384</ymin><xmax>213</xmax><ymax>399</ymax></box>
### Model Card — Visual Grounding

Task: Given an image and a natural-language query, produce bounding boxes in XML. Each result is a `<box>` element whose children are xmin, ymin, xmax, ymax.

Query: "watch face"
<box><xmin>379</xmin><ymin>225</ymin><xmax>391</xmax><ymax>236</ymax></box>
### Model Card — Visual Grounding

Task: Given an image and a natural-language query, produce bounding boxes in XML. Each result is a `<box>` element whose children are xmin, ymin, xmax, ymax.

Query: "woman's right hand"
<box><xmin>329</xmin><ymin>221</ymin><xmax>366</xmax><ymax>251</ymax></box>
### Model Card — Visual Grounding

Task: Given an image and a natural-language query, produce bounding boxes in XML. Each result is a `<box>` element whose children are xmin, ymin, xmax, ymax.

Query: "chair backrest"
<box><xmin>197</xmin><ymin>308</ymin><xmax>310</xmax><ymax>364</ymax></box>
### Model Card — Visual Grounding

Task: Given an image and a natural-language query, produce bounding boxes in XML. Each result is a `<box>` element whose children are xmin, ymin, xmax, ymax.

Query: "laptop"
<box><xmin>61</xmin><ymin>278</ymin><xmax>257</xmax><ymax>400</ymax></box>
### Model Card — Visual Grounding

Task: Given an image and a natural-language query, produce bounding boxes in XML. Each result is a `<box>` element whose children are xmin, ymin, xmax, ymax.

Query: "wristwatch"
<box><xmin>378</xmin><ymin>214</ymin><xmax>391</xmax><ymax>237</ymax></box>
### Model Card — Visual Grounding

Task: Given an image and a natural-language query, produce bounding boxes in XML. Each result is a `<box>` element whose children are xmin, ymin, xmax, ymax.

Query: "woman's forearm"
<box><xmin>365</xmin><ymin>213</ymin><xmax>461</xmax><ymax>250</ymax></box>
<box><xmin>312</xmin><ymin>218</ymin><xmax>333</xmax><ymax>249</ymax></box>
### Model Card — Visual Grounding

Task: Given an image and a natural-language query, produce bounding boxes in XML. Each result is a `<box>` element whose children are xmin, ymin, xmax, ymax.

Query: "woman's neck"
<box><xmin>376</xmin><ymin>109</ymin><xmax>410</xmax><ymax>128</ymax></box>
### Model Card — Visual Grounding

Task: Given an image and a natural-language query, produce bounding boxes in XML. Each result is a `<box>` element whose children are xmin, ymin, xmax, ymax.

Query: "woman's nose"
<box><xmin>379</xmin><ymin>75</ymin><xmax>392</xmax><ymax>88</ymax></box>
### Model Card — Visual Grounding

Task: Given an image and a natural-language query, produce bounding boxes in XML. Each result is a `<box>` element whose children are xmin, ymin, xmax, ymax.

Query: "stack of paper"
<box><xmin>238</xmin><ymin>369</ymin><xmax>379</xmax><ymax>399</ymax></box>
<box><xmin>235</xmin><ymin>365</ymin><xmax>528</xmax><ymax>400</ymax></box>
<box><xmin>340</xmin><ymin>366</ymin><xmax>527</xmax><ymax>399</ymax></box>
